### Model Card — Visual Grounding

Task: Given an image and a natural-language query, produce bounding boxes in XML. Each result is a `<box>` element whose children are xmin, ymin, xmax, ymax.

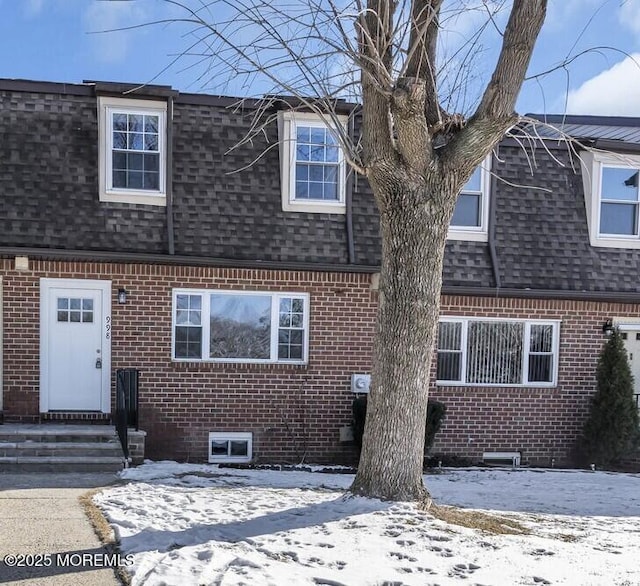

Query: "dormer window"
<box><xmin>98</xmin><ymin>96</ymin><xmax>167</xmax><ymax>206</ymax></box>
<box><xmin>580</xmin><ymin>151</ymin><xmax>640</xmax><ymax>249</ymax></box>
<box><xmin>599</xmin><ymin>166</ymin><xmax>639</xmax><ymax>236</ymax></box>
<box><xmin>279</xmin><ymin>111</ymin><xmax>347</xmax><ymax>214</ymax></box>
<box><xmin>448</xmin><ymin>156</ymin><xmax>491</xmax><ymax>242</ymax></box>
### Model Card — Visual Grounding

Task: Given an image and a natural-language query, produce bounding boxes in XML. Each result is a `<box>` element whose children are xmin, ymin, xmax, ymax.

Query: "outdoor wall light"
<box><xmin>602</xmin><ymin>319</ymin><xmax>614</xmax><ymax>336</ymax></box>
<box><xmin>117</xmin><ymin>288</ymin><xmax>128</xmax><ymax>304</ymax></box>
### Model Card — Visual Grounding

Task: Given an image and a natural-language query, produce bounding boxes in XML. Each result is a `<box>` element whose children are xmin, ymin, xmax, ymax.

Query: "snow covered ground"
<box><xmin>94</xmin><ymin>462</ymin><xmax>640</xmax><ymax>586</ymax></box>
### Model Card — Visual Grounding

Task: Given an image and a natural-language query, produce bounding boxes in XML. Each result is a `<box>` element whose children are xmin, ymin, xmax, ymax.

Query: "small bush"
<box><xmin>352</xmin><ymin>395</ymin><xmax>446</xmax><ymax>454</ymax></box>
<box><xmin>579</xmin><ymin>328</ymin><xmax>640</xmax><ymax>467</ymax></box>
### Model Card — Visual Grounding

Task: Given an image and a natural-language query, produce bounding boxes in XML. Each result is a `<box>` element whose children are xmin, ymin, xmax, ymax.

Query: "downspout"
<box><xmin>345</xmin><ymin>113</ymin><xmax>356</xmax><ymax>264</ymax></box>
<box><xmin>166</xmin><ymin>96</ymin><xmax>175</xmax><ymax>255</ymax></box>
<box><xmin>488</xmin><ymin>149</ymin><xmax>501</xmax><ymax>291</ymax></box>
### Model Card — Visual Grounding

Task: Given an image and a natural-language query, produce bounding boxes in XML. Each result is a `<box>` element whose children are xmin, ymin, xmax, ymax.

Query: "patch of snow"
<box><xmin>94</xmin><ymin>463</ymin><xmax>640</xmax><ymax>585</ymax></box>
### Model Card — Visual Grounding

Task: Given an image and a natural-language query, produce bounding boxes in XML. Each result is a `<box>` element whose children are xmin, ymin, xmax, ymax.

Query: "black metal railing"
<box><xmin>115</xmin><ymin>369</ymin><xmax>140</xmax><ymax>461</ymax></box>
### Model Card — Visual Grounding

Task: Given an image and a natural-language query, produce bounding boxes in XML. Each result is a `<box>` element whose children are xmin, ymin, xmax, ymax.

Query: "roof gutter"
<box><xmin>3</xmin><ymin>247</ymin><xmax>640</xmax><ymax>302</ymax></box>
<box><xmin>441</xmin><ymin>285</ymin><xmax>640</xmax><ymax>304</ymax></box>
<box><xmin>0</xmin><ymin>247</ymin><xmax>379</xmax><ymax>274</ymax></box>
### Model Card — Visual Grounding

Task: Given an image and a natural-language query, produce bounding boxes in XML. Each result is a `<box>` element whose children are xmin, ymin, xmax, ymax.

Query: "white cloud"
<box><xmin>24</xmin><ymin>0</ymin><xmax>45</xmax><ymax>17</ymax></box>
<box><xmin>619</xmin><ymin>0</ymin><xmax>640</xmax><ymax>34</ymax></box>
<box><xmin>566</xmin><ymin>54</ymin><xmax>640</xmax><ymax>115</ymax></box>
<box><xmin>546</xmin><ymin>0</ymin><xmax>601</xmax><ymax>28</ymax></box>
<box><xmin>83</xmin><ymin>1</ymin><xmax>149</xmax><ymax>64</ymax></box>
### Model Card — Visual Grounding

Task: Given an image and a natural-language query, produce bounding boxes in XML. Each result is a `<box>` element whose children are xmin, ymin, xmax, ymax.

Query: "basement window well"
<box><xmin>208</xmin><ymin>432</ymin><xmax>253</xmax><ymax>464</ymax></box>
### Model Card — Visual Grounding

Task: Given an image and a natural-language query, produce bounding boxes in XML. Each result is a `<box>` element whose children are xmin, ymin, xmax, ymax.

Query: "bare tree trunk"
<box><xmin>351</xmin><ymin>176</ymin><xmax>452</xmax><ymax>501</ymax></box>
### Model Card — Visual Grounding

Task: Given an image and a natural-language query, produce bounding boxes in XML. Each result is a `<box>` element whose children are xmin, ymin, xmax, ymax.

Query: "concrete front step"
<box><xmin>0</xmin><ymin>456</ymin><xmax>125</xmax><ymax>473</ymax></box>
<box><xmin>0</xmin><ymin>441</ymin><xmax>124</xmax><ymax>458</ymax></box>
<box><xmin>0</xmin><ymin>424</ymin><xmax>126</xmax><ymax>473</ymax></box>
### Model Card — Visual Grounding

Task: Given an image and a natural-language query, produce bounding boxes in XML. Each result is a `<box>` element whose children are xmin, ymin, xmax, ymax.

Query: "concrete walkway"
<box><xmin>0</xmin><ymin>473</ymin><xmax>122</xmax><ymax>585</ymax></box>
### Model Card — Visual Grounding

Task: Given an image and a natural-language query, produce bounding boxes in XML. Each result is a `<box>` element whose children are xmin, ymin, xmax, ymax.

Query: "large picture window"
<box><xmin>437</xmin><ymin>318</ymin><xmax>559</xmax><ymax>386</ymax></box>
<box><xmin>172</xmin><ymin>290</ymin><xmax>309</xmax><ymax>363</ymax></box>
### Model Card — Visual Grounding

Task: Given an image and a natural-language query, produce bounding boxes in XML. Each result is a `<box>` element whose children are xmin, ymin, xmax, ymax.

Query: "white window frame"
<box><xmin>98</xmin><ymin>96</ymin><xmax>167</xmax><ymax>207</ymax></box>
<box><xmin>172</xmin><ymin>289</ymin><xmax>310</xmax><ymax>364</ymax></box>
<box><xmin>209</xmin><ymin>432</ymin><xmax>253</xmax><ymax>463</ymax></box>
<box><xmin>436</xmin><ymin>317</ymin><xmax>560</xmax><ymax>387</ymax></box>
<box><xmin>448</xmin><ymin>156</ymin><xmax>491</xmax><ymax>242</ymax></box>
<box><xmin>278</xmin><ymin>111</ymin><xmax>347</xmax><ymax>214</ymax></box>
<box><xmin>580</xmin><ymin>151</ymin><xmax>640</xmax><ymax>249</ymax></box>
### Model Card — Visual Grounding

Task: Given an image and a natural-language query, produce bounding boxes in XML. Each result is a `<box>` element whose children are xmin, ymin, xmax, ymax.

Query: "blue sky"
<box><xmin>0</xmin><ymin>0</ymin><xmax>637</xmax><ymax>116</ymax></box>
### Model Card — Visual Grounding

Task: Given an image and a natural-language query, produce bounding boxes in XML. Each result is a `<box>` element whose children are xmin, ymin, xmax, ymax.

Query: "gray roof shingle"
<box><xmin>3</xmin><ymin>80</ymin><xmax>640</xmax><ymax>295</ymax></box>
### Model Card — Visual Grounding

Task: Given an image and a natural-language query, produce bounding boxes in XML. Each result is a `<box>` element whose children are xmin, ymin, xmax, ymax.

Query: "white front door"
<box><xmin>40</xmin><ymin>279</ymin><xmax>111</xmax><ymax>412</ymax></box>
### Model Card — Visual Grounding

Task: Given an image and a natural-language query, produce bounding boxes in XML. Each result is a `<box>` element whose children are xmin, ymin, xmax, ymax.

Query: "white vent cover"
<box><xmin>483</xmin><ymin>451</ymin><xmax>521</xmax><ymax>467</ymax></box>
<box><xmin>351</xmin><ymin>374</ymin><xmax>371</xmax><ymax>393</ymax></box>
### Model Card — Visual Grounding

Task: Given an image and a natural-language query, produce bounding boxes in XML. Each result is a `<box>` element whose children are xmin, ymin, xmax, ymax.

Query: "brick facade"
<box><xmin>1</xmin><ymin>257</ymin><xmax>639</xmax><ymax>466</ymax></box>
<box><xmin>1</xmin><ymin>258</ymin><xmax>376</xmax><ymax>463</ymax></box>
<box><xmin>434</xmin><ymin>295</ymin><xmax>640</xmax><ymax>467</ymax></box>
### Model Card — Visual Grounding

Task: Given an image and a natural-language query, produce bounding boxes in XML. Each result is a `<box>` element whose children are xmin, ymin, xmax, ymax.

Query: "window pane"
<box><xmin>296</xmin><ymin>165</ymin><xmax>308</xmax><ymax>181</ymax></box>
<box><xmin>113</xmin><ymin>171</ymin><xmax>126</xmax><ymax>188</ymax></box>
<box><xmin>309</xmin><ymin>165</ymin><xmax>324</xmax><ymax>181</ymax></box>
<box><xmin>128</xmin><ymin>114</ymin><xmax>144</xmax><ymax>132</ymax></box>
<box><xmin>144</xmin><ymin>171</ymin><xmax>159</xmax><ymax>190</ymax></box>
<box><xmin>452</xmin><ymin>194</ymin><xmax>481</xmax><ymax>227</ymax></box>
<box><xmin>600</xmin><ymin>202</ymin><xmax>637</xmax><ymax>235</ymax></box>
<box><xmin>602</xmin><ymin>167</ymin><xmax>639</xmax><ymax>201</ymax></box>
<box><xmin>144</xmin><ymin>153</ymin><xmax>159</xmax><ymax>172</ymax></box>
<box><xmin>57</xmin><ymin>311</ymin><xmax>68</xmax><ymax>322</ymax></box>
<box><xmin>296</xmin><ymin>144</ymin><xmax>310</xmax><ymax>161</ymax></box>
<box><xmin>296</xmin><ymin>126</ymin><xmax>310</xmax><ymax>143</ymax></box>
<box><xmin>310</xmin><ymin>127</ymin><xmax>326</xmax><ymax>144</ymax></box>
<box><xmin>467</xmin><ymin>322</ymin><xmax>524</xmax><ymax>384</ymax></box>
<box><xmin>230</xmin><ymin>441</ymin><xmax>248</xmax><ymax>457</ymax></box>
<box><xmin>209</xmin><ymin>294</ymin><xmax>271</xmax><ymax>359</ymax></box>
<box><xmin>308</xmin><ymin>182</ymin><xmax>323</xmax><ymax>198</ymax></box>
<box><xmin>530</xmin><ymin>325</ymin><xmax>553</xmax><ymax>353</ymax></box>
<box><xmin>310</xmin><ymin>145</ymin><xmax>324</xmax><ymax>161</ymax></box>
<box><xmin>127</xmin><ymin>171</ymin><xmax>143</xmax><ymax>189</ymax></box>
<box><xmin>211</xmin><ymin>440</ymin><xmax>228</xmax><ymax>456</ymax></box>
<box><xmin>113</xmin><ymin>132</ymin><xmax>127</xmax><ymax>149</ymax></box>
<box><xmin>128</xmin><ymin>153</ymin><xmax>143</xmax><ymax>170</ymax></box>
<box><xmin>70</xmin><ymin>298</ymin><xmax>81</xmax><ymax>310</ymax></box>
<box><xmin>129</xmin><ymin>133</ymin><xmax>144</xmax><ymax>150</ymax></box>
<box><xmin>528</xmin><ymin>354</ymin><xmax>552</xmax><ymax>382</ymax></box>
<box><xmin>438</xmin><ymin>322</ymin><xmax>461</xmax><ymax>351</ymax></box>
<box><xmin>463</xmin><ymin>167</ymin><xmax>482</xmax><ymax>192</ymax></box>
<box><xmin>326</xmin><ymin>146</ymin><xmax>339</xmax><ymax>162</ymax></box>
<box><xmin>57</xmin><ymin>298</ymin><xmax>69</xmax><ymax>310</ymax></box>
<box><xmin>324</xmin><ymin>182</ymin><xmax>338</xmax><ymax>200</ymax></box>
<box><xmin>145</xmin><ymin>135</ymin><xmax>158</xmax><ymax>151</ymax></box>
<box><xmin>296</xmin><ymin>181</ymin><xmax>309</xmax><ymax>198</ymax></box>
<box><xmin>175</xmin><ymin>325</ymin><xmax>202</xmax><ymax>359</ymax></box>
<box><xmin>113</xmin><ymin>113</ymin><xmax>127</xmax><ymax>131</ymax></box>
<box><xmin>437</xmin><ymin>352</ymin><xmax>461</xmax><ymax>381</ymax></box>
<box><xmin>70</xmin><ymin>311</ymin><xmax>81</xmax><ymax>323</ymax></box>
<box><xmin>82</xmin><ymin>312</ymin><xmax>93</xmax><ymax>323</ymax></box>
<box><xmin>144</xmin><ymin>115</ymin><xmax>158</xmax><ymax>133</ymax></box>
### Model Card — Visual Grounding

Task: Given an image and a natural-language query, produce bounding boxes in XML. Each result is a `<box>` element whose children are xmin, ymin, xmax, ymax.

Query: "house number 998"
<box><xmin>105</xmin><ymin>316</ymin><xmax>111</xmax><ymax>340</ymax></box>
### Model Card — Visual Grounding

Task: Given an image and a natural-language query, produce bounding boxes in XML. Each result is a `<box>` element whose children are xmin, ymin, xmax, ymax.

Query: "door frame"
<box><xmin>39</xmin><ymin>278</ymin><xmax>112</xmax><ymax>413</ymax></box>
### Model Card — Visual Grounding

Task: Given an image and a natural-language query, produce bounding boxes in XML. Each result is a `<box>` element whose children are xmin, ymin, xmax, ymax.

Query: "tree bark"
<box><xmin>351</xmin><ymin>171</ymin><xmax>454</xmax><ymax>501</ymax></box>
